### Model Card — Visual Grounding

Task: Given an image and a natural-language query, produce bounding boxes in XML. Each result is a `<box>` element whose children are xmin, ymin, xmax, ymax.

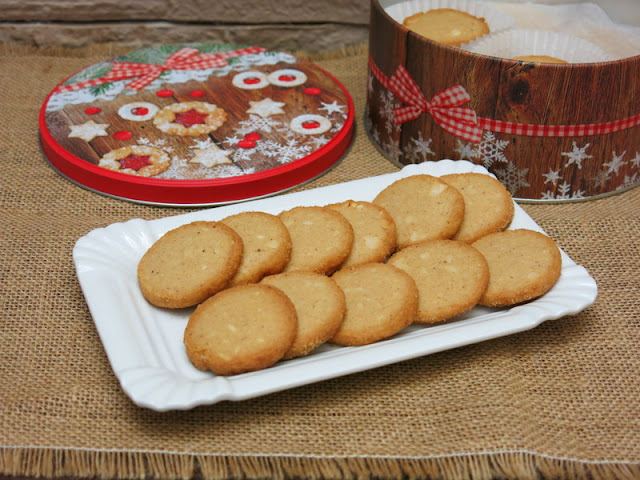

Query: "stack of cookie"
<box><xmin>137</xmin><ymin>173</ymin><xmax>562</xmax><ymax>376</ymax></box>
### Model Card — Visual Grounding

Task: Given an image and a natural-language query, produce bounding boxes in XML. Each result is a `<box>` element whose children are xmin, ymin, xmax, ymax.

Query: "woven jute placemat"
<box><xmin>1</xmin><ymin>44</ymin><xmax>639</xmax><ymax>480</ymax></box>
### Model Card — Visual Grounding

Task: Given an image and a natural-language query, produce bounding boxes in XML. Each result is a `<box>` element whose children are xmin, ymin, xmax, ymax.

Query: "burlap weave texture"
<box><xmin>1</xmin><ymin>44</ymin><xmax>639</xmax><ymax>480</ymax></box>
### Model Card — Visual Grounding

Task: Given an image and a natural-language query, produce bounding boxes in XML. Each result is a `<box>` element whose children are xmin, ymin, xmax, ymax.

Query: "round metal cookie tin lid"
<box><xmin>39</xmin><ymin>43</ymin><xmax>355</xmax><ymax>206</ymax></box>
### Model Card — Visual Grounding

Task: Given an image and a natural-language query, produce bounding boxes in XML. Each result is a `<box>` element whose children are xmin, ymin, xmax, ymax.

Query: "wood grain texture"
<box><xmin>366</xmin><ymin>0</ymin><xmax>640</xmax><ymax>200</ymax></box>
<box><xmin>44</xmin><ymin>60</ymin><xmax>349</xmax><ymax>179</ymax></box>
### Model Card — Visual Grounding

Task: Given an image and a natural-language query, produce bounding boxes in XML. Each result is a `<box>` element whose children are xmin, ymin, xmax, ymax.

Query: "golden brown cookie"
<box><xmin>184</xmin><ymin>284</ymin><xmax>297</xmax><ymax>375</ymax></box>
<box><xmin>330</xmin><ymin>263</ymin><xmax>418</xmax><ymax>346</ymax></box>
<box><xmin>261</xmin><ymin>271</ymin><xmax>346</xmax><ymax>359</ymax></box>
<box><xmin>472</xmin><ymin>229</ymin><xmax>563</xmax><ymax>307</ymax></box>
<box><xmin>137</xmin><ymin>221</ymin><xmax>243</xmax><ymax>309</ymax></box>
<box><xmin>512</xmin><ymin>55</ymin><xmax>568</xmax><ymax>64</ymax></box>
<box><xmin>373</xmin><ymin>175</ymin><xmax>465</xmax><ymax>249</ymax></box>
<box><xmin>98</xmin><ymin>145</ymin><xmax>170</xmax><ymax>177</ymax></box>
<box><xmin>440</xmin><ymin>172</ymin><xmax>514</xmax><ymax>243</ymax></box>
<box><xmin>221</xmin><ymin>211</ymin><xmax>292</xmax><ymax>286</ymax></box>
<box><xmin>153</xmin><ymin>101</ymin><xmax>227</xmax><ymax>136</ymax></box>
<box><xmin>327</xmin><ymin>200</ymin><xmax>397</xmax><ymax>267</ymax></box>
<box><xmin>279</xmin><ymin>206</ymin><xmax>354</xmax><ymax>274</ymax></box>
<box><xmin>403</xmin><ymin>8</ymin><xmax>490</xmax><ymax>46</ymax></box>
<box><xmin>388</xmin><ymin>240</ymin><xmax>489</xmax><ymax>323</ymax></box>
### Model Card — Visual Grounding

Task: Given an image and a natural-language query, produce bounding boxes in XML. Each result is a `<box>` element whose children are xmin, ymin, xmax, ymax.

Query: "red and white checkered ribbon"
<box><xmin>53</xmin><ymin>46</ymin><xmax>266</xmax><ymax>93</ymax></box>
<box><xmin>370</xmin><ymin>56</ymin><xmax>640</xmax><ymax>142</ymax></box>
<box><xmin>479</xmin><ymin>116</ymin><xmax>640</xmax><ymax>138</ymax></box>
<box><xmin>370</xmin><ymin>59</ymin><xmax>483</xmax><ymax>142</ymax></box>
<box><xmin>392</xmin><ymin>67</ymin><xmax>483</xmax><ymax>142</ymax></box>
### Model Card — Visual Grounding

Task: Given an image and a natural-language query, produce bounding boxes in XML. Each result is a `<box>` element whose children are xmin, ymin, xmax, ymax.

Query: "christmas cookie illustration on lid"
<box><xmin>153</xmin><ymin>101</ymin><xmax>228</xmax><ymax>136</ymax></box>
<box><xmin>99</xmin><ymin>145</ymin><xmax>171</xmax><ymax>177</ymax></box>
<box><xmin>40</xmin><ymin>43</ymin><xmax>354</xmax><ymax>205</ymax></box>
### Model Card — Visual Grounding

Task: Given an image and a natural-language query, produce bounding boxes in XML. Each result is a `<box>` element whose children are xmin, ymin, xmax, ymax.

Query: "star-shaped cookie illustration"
<box><xmin>190</xmin><ymin>144</ymin><xmax>233</xmax><ymax>168</ymax></box>
<box><xmin>68</xmin><ymin>120</ymin><xmax>110</xmax><ymax>142</ymax></box>
<box><xmin>246</xmin><ymin>98</ymin><xmax>285</xmax><ymax>118</ymax></box>
<box><xmin>319</xmin><ymin>100</ymin><xmax>346</xmax><ymax>115</ymax></box>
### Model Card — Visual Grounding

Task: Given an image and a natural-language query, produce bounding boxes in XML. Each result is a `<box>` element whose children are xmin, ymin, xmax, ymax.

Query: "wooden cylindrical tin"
<box><xmin>366</xmin><ymin>0</ymin><xmax>640</xmax><ymax>201</ymax></box>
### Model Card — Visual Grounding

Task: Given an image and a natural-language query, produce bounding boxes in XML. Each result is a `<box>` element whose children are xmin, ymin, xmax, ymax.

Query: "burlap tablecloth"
<box><xmin>1</xmin><ymin>44</ymin><xmax>639</xmax><ymax>480</ymax></box>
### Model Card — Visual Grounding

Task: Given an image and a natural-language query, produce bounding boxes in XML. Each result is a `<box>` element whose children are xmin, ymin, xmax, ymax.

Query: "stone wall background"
<box><xmin>1</xmin><ymin>0</ymin><xmax>638</xmax><ymax>54</ymax></box>
<box><xmin>0</xmin><ymin>0</ymin><xmax>371</xmax><ymax>53</ymax></box>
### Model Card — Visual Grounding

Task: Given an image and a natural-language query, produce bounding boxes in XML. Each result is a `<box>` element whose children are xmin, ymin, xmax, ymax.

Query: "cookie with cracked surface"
<box><xmin>472</xmin><ymin>229</ymin><xmax>562</xmax><ymax>307</ymax></box>
<box><xmin>137</xmin><ymin>221</ymin><xmax>243</xmax><ymax>308</ymax></box>
<box><xmin>221</xmin><ymin>211</ymin><xmax>292</xmax><ymax>286</ymax></box>
<box><xmin>440</xmin><ymin>172</ymin><xmax>514</xmax><ymax>243</ymax></box>
<box><xmin>184</xmin><ymin>284</ymin><xmax>297</xmax><ymax>375</ymax></box>
<box><xmin>388</xmin><ymin>239</ymin><xmax>489</xmax><ymax>323</ymax></box>
<box><xmin>403</xmin><ymin>8</ymin><xmax>490</xmax><ymax>46</ymax></box>
<box><xmin>261</xmin><ymin>271</ymin><xmax>346</xmax><ymax>359</ymax></box>
<box><xmin>373</xmin><ymin>174</ymin><xmax>465</xmax><ymax>249</ymax></box>
<box><xmin>330</xmin><ymin>263</ymin><xmax>418</xmax><ymax>346</ymax></box>
<box><xmin>279</xmin><ymin>206</ymin><xmax>354</xmax><ymax>274</ymax></box>
<box><xmin>327</xmin><ymin>200</ymin><xmax>397</xmax><ymax>267</ymax></box>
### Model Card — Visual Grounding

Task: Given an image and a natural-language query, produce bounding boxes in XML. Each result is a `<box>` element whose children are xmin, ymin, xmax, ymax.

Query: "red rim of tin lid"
<box><xmin>39</xmin><ymin>49</ymin><xmax>355</xmax><ymax>207</ymax></box>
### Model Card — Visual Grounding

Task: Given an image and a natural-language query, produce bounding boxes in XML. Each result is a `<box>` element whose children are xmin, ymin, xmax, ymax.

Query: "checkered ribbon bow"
<box><xmin>370</xmin><ymin>57</ymin><xmax>640</xmax><ymax>142</ymax></box>
<box><xmin>388</xmin><ymin>65</ymin><xmax>483</xmax><ymax>143</ymax></box>
<box><xmin>53</xmin><ymin>46</ymin><xmax>266</xmax><ymax>93</ymax></box>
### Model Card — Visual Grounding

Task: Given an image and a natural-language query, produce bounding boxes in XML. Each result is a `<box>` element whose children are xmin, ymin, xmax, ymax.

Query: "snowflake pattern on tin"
<box><xmin>319</xmin><ymin>101</ymin><xmax>346</xmax><ymax>117</ymax></box>
<box><xmin>603</xmin><ymin>150</ymin><xmax>627</xmax><ymax>176</ymax></box>
<box><xmin>403</xmin><ymin>133</ymin><xmax>435</xmax><ymax>164</ymax></box>
<box><xmin>381</xmin><ymin>138</ymin><xmax>402</xmax><ymax>163</ymax></box>
<box><xmin>542</xmin><ymin>169</ymin><xmax>562</xmax><ymax>186</ymax></box>
<box><xmin>454</xmin><ymin>132</ymin><xmax>509</xmax><ymax>168</ymax></box>
<box><xmin>561</xmin><ymin>141</ymin><xmax>592</xmax><ymax>169</ymax></box>
<box><xmin>493</xmin><ymin>162</ymin><xmax>530</xmax><ymax>196</ymax></box>
<box><xmin>379</xmin><ymin>89</ymin><xmax>400</xmax><ymax>136</ymax></box>
<box><xmin>236</xmin><ymin>115</ymin><xmax>284</xmax><ymax>135</ymax></box>
<box><xmin>230</xmin><ymin>144</ymin><xmax>259</xmax><ymax>162</ymax></box>
<box><xmin>258</xmin><ymin>139</ymin><xmax>311</xmax><ymax>163</ymax></box>
<box><xmin>308</xmin><ymin>135</ymin><xmax>331</xmax><ymax>149</ymax></box>
<box><xmin>541</xmin><ymin>181</ymin><xmax>586</xmax><ymax>201</ymax></box>
<box><xmin>137</xmin><ymin>137</ymin><xmax>174</xmax><ymax>153</ymax></box>
<box><xmin>618</xmin><ymin>172</ymin><xmax>639</xmax><ymax>191</ymax></box>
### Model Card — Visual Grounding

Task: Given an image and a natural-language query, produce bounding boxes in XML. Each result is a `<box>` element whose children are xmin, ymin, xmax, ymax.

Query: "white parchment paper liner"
<box><xmin>485</xmin><ymin>1</ymin><xmax>640</xmax><ymax>60</ymax></box>
<box><xmin>462</xmin><ymin>29</ymin><xmax>613</xmax><ymax>64</ymax></box>
<box><xmin>384</xmin><ymin>0</ymin><xmax>517</xmax><ymax>37</ymax></box>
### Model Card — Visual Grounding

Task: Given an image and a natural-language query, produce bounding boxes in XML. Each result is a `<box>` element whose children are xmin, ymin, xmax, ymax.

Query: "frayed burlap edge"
<box><xmin>2</xmin><ymin>448</ymin><xmax>639</xmax><ymax>480</ymax></box>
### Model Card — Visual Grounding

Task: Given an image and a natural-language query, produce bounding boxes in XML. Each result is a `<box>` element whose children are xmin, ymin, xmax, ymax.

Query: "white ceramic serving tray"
<box><xmin>73</xmin><ymin>160</ymin><xmax>598</xmax><ymax>411</ymax></box>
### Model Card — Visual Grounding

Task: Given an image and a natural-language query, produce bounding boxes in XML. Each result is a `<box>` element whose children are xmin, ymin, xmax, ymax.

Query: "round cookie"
<box><xmin>373</xmin><ymin>174</ymin><xmax>465</xmax><ymax>249</ymax></box>
<box><xmin>184</xmin><ymin>284</ymin><xmax>297</xmax><ymax>375</ymax></box>
<box><xmin>388</xmin><ymin>240</ymin><xmax>489</xmax><ymax>323</ymax></box>
<box><xmin>327</xmin><ymin>200</ymin><xmax>397</xmax><ymax>267</ymax></box>
<box><xmin>290</xmin><ymin>114</ymin><xmax>332</xmax><ymax>135</ymax></box>
<box><xmin>117</xmin><ymin>102</ymin><xmax>160</xmax><ymax>122</ymax></box>
<box><xmin>403</xmin><ymin>8</ymin><xmax>490</xmax><ymax>46</ymax></box>
<box><xmin>513</xmin><ymin>55</ymin><xmax>568</xmax><ymax>64</ymax></box>
<box><xmin>440</xmin><ymin>172</ymin><xmax>514</xmax><ymax>243</ymax></box>
<box><xmin>330</xmin><ymin>263</ymin><xmax>418</xmax><ymax>346</ymax></box>
<box><xmin>261</xmin><ymin>271</ymin><xmax>346</xmax><ymax>359</ymax></box>
<box><xmin>472</xmin><ymin>229</ymin><xmax>563</xmax><ymax>307</ymax></box>
<box><xmin>137</xmin><ymin>221</ymin><xmax>243</xmax><ymax>308</ymax></box>
<box><xmin>279</xmin><ymin>206</ymin><xmax>354</xmax><ymax>274</ymax></box>
<box><xmin>153</xmin><ymin>101</ymin><xmax>227</xmax><ymax>136</ymax></box>
<box><xmin>221</xmin><ymin>211</ymin><xmax>292</xmax><ymax>286</ymax></box>
<box><xmin>98</xmin><ymin>145</ymin><xmax>170</xmax><ymax>177</ymax></box>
